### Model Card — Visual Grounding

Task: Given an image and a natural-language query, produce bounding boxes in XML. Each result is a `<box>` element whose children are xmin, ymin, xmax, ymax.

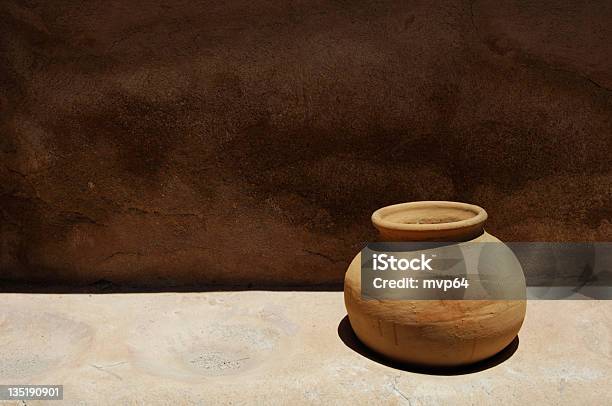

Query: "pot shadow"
<box><xmin>337</xmin><ymin>315</ymin><xmax>519</xmax><ymax>376</ymax></box>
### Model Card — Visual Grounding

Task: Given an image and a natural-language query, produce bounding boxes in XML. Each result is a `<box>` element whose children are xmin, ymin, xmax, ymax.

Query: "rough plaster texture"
<box><xmin>1</xmin><ymin>1</ymin><xmax>611</xmax><ymax>286</ymax></box>
<box><xmin>0</xmin><ymin>292</ymin><xmax>610</xmax><ymax>404</ymax></box>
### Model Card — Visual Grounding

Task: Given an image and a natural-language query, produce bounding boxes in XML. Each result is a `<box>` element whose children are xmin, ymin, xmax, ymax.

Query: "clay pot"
<box><xmin>344</xmin><ymin>201</ymin><xmax>526</xmax><ymax>367</ymax></box>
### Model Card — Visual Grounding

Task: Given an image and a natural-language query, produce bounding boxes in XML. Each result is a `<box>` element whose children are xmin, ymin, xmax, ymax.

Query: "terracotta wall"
<box><xmin>1</xmin><ymin>1</ymin><xmax>611</xmax><ymax>287</ymax></box>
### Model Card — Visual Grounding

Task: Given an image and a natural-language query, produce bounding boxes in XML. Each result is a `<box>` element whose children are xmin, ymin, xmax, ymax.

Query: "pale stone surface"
<box><xmin>0</xmin><ymin>292</ymin><xmax>610</xmax><ymax>405</ymax></box>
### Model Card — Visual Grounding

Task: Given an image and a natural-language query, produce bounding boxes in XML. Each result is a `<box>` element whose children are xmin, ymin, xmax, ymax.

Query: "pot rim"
<box><xmin>371</xmin><ymin>201</ymin><xmax>487</xmax><ymax>232</ymax></box>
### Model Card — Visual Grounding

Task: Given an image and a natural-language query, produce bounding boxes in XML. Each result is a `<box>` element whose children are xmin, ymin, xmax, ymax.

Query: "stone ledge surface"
<box><xmin>0</xmin><ymin>292</ymin><xmax>610</xmax><ymax>405</ymax></box>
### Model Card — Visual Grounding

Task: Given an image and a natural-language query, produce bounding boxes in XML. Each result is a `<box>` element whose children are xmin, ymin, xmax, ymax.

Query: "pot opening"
<box><xmin>394</xmin><ymin>208</ymin><xmax>479</xmax><ymax>226</ymax></box>
<box><xmin>372</xmin><ymin>201</ymin><xmax>487</xmax><ymax>241</ymax></box>
<box><xmin>401</xmin><ymin>215</ymin><xmax>467</xmax><ymax>225</ymax></box>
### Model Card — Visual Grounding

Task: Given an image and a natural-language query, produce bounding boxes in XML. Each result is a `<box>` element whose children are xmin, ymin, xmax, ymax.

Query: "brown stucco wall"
<box><xmin>1</xmin><ymin>1</ymin><xmax>611</xmax><ymax>287</ymax></box>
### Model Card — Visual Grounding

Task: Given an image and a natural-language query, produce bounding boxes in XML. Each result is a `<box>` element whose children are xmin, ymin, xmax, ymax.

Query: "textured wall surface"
<box><xmin>1</xmin><ymin>0</ymin><xmax>611</xmax><ymax>287</ymax></box>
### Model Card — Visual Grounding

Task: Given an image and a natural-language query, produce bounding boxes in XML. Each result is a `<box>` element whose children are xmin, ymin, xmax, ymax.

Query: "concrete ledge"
<box><xmin>0</xmin><ymin>292</ymin><xmax>610</xmax><ymax>404</ymax></box>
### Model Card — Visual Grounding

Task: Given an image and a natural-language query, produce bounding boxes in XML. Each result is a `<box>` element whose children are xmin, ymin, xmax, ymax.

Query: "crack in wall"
<box><xmin>468</xmin><ymin>0</ymin><xmax>612</xmax><ymax>95</ymax></box>
<box><xmin>302</xmin><ymin>249</ymin><xmax>343</xmax><ymax>264</ymax></box>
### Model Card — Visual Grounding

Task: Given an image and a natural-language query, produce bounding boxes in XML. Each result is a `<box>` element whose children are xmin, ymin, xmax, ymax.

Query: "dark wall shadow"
<box><xmin>337</xmin><ymin>315</ymin><xmax>519</xmax><ymax>375</ymax></box>
<box><xmin>0</xmin><ymin>280</ymin><xmax>344</xmax><ymax>294</ymax></box>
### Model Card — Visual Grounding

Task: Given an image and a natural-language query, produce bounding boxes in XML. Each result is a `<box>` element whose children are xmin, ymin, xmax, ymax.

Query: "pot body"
<box><xmin>344</xmin><ymin>203</ymin><xmax>526</xmax><ymax>367</ymax></box>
